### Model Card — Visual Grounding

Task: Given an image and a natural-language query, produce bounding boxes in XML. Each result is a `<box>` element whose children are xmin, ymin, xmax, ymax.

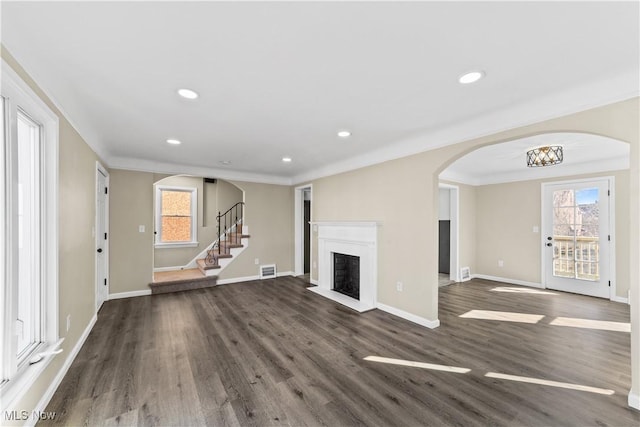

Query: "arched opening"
<box><xmin>435</xmin><ymin>130</ymin><xmax>637</xmax><ymax>409</ymax></box>
<box><xmin>437</xmin><ymin>132</ymin><xmax>629</xmax><ymax>299</ymax></box>
<box><xmin>151</xmin><ymin>175</ymin><xmax>244</xmax><ymax>283</ymax></box>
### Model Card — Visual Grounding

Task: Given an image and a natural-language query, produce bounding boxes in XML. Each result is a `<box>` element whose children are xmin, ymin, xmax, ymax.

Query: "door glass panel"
<box><xmin>552</xmin><ymin>187</ymin><xmax>599</xmax><ymax>282</ymax></box>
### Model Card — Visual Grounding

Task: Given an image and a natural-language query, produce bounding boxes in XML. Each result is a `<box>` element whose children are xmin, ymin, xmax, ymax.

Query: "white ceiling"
<box><xmin>2</xmin><ymin>1</ymin><xmax>638</xmax><ymax>185</ymax></box>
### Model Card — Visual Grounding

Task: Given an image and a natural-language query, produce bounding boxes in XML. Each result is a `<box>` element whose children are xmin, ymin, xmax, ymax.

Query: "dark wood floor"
<box><xmin>41</xmin><ymin>277</ymin><xmax>639</xmax><ymax>426</ymax></box>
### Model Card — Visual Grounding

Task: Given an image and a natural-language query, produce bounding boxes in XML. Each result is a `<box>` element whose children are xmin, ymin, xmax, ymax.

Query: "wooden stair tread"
<box><xmin>197</xmin><ymin>259</ymin><xmax>221</xmax><ymax>270</ymax></box>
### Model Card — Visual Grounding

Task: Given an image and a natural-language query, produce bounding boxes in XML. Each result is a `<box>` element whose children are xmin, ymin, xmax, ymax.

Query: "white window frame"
<box><xmin>1</xmin><ymin>60</ymin><xmax>60</xmax><ymax>411</ymax></box>
<box><xmin>154</xmin><ymin>185</ymin><xmax>198</xmax><ymax>248</ymax></box>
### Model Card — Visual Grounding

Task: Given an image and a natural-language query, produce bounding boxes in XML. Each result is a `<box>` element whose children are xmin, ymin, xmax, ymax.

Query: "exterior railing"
<box><xmin>552</xmin><ymin>235</ymin><xmax>599</xmax><ymax>281</ymax></box>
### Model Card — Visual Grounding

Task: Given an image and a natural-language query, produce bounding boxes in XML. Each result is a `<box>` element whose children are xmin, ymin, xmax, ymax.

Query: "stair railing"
<box><xmin>205</xmin><ymin>202</ymin><xmax>244</xmax><ymax>265</ymax></box>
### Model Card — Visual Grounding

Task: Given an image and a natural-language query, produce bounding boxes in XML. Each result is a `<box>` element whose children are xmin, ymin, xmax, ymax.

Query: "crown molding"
<box><xmin>107</xmin><ymin>156</ymin><xmax>293</xmax><ymax>186</ymax></box>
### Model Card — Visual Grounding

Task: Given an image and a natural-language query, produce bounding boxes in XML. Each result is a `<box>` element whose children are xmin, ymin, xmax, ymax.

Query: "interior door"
<box><xmin>543</xmin><ymin>179</ymin><xmax>610</xmax><ymax>298</ymax></box>
<box><xmin>96</xmin><ymin>167</ymin><xmax>109</xmax><ymax>310</ymax></box>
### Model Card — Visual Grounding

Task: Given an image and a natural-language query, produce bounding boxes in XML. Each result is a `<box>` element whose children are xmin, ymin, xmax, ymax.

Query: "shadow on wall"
<box><xmin>153</xmin><ymin>175</ymin><xmax>244</xmax><ymax>270</ymax></box>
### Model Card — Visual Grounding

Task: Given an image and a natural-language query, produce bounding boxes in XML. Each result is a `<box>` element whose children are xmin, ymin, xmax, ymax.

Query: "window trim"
<box><xmin>154</xmin><ymin>185</ymin><xmax>198</xmax><ymax>248</ymax></box>
<box><xmin>1</xmin><ymin>59</ymin><xmax>60</xmax><ymax>410</ymax></box>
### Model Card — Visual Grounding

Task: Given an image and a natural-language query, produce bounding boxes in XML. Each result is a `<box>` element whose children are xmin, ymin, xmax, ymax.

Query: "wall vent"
<box><xmin>460</xmin><ymin>267</ymin><xmax>471</xmax><ymax>282</ymax></box>
<box><xmin>260</xmin><ymin>264</ymin><xmax>277</xmax><ymax>279</ymax></box>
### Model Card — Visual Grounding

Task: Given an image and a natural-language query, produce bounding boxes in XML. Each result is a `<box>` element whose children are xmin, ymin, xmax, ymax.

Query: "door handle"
<box><xmin>547</xmin><ymin>236</ymin><xmax>553</xmax><ymax>241</ymax></box>
<box><xmin>97</xmin><ymin>248</ymin><xmax>103</xmax><ymax>253</ymax></box>
<box><xmin>546</xmin><ymin>243</ymin><xmax>552</xmax><ymax>247</ymax></box>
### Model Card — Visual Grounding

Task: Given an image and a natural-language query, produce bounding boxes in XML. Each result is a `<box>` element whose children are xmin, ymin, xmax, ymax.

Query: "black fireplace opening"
<box><xmin>333</xmin><ymin>253</ymin><xmax>360</xmax><ymax>300</ymax></box>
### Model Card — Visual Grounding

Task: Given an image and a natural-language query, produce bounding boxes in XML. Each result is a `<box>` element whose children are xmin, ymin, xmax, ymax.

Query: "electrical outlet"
<box><xmin>498</xmin><ymin>260</ymin><xmax>504</xmax><ymax>267</ymax></box>
<box><xmin>255</xmin><ymin>258</ymin><xmax>259</xmax><ymax>265</ymax></box>
<box><xmin>396</xmin><ymin>281</ymin><xmax>403</xmax><ymax>292</ymax></box>
<box><xmin>66</xmin><ymin>314</ymin><xmax>71</xmax><ymax>332</ymax></box>
<box><xmin>139</xmin><ymin>225</ymin><xmax>145</xmax><ymax>233</ymax></box>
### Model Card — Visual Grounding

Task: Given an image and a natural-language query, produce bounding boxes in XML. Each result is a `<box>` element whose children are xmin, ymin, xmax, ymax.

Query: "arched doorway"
<box><xmin>438</xmin><ymin>132</ymin><xmax>629</xmax><ymax>300</ymax></box>
<box><xmin>434</xmin><ymin>124</ymin><xmax>638</xmax><ymax>410</ymax></box>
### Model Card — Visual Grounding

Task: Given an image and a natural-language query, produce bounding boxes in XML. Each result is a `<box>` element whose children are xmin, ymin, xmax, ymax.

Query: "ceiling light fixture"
<box><xmin>219</xmin><ymin>160</ymin><xmax>232</xmax><ymax>165</ymax></box>
<box><xmin>177</xmin><ymin>88</ymin><xmax>199</xmax><ymax>99</ymax></box>
<box><xmin>526</xmin><ymin>146</ymin><xmax>563</xmax><ymax>167</ymax></box>
<box><xmin>458</xmin><ymin>71</ymin><xmax>485</xmax><ymax>84</ymax></box>
<box><xmin>282</xmin><ymin>157</ymin><xmax>292</xmax><ymax>163</ymax></box>
<box><xmin>166</xmin><ymin>139</ymin><xmax>182</xmax><ymax>145</ymax></box>
<box><xmin>337</xmin><ymin>130</ymin><xmax>351</xmax><ymax>138</ymax></box>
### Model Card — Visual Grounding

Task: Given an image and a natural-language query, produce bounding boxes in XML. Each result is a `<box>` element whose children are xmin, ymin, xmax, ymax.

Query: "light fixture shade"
<box><xmin>526</xmin><ymin>146</ymin><xmax>563</xmax><ymax>167</ymax></box>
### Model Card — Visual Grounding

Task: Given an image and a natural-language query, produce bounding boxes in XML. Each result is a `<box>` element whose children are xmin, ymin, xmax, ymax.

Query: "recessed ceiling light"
<box><xmin>219</xmin><ymin>160</ymin><xmax>232</xmax><ymax>165</ymax></box>
<box><xmin>458</xmin><ymin>71</ymin><xmax>485</xmax><ymax>84</ymax></box>
<box><xmin>282</xmin><ymin>157</ymin><xmax>292</xmax><ymax>163</ymax></box>
<box><xmin>337</xmin><ymin>130</ymin><xmax>352</xmax><ymax>138</ymax></box>
<box><xmin>166</xmin><ymin>139</ymin><xmax>181</xmax><ymax>145</ymax></box>
<box><xmin>177</xmin><ymin>88</ymin><xmax>199</xmax><ymax>99</ymax></box>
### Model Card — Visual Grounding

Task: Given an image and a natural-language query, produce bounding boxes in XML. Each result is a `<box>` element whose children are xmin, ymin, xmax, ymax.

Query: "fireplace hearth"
<box><xmin>333</xmin><ymin>253</ymin><xmax>360</xmax><ymax>300</ymax></box>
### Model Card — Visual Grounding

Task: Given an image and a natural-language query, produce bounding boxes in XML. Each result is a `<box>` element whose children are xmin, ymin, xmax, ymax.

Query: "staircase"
<box><xmin>149</xmin><ymin>202</ymin><xmax>250</xmax><ymax>294</ymax></box>
<box><xmin>196</xmin><ymin>224</ymin><xmax>251</xmax><ymax>276</ymax></box>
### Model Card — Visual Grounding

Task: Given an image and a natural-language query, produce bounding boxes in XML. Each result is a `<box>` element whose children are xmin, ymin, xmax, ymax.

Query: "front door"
<box><xmin>543</xmin><ymin>179</ymin><xmax>610</xmax><ymax>298</ymax></box>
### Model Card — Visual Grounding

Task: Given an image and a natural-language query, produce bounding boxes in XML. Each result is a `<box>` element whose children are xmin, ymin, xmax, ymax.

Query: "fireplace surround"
<box><xmin>309</xmin><ymin>221</ymin><xmax>379</xmax><ymax>312</ymax></box>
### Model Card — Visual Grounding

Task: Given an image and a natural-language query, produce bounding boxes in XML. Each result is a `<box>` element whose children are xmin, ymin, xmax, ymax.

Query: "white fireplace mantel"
<box><xmin>309</xmin><ymin>221</ymin><xmax>380</xmax><ymax>312</ymax></box>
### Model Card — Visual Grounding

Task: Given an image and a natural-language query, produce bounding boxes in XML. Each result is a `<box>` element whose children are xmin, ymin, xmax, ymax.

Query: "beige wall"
<box><xmin>471</xmin><ymin>169</ymin><xmax>629</xmax><ymax>298</ymax></box>
<box><xmin>217</xmin><ymin>178</ymin><xmax>244</xmax><ymax>220</ymax></box>
<box><xmin>219</xmin><ymin>181</ymin><xmax>294</xmax><ymax>280</ymax></box>
<box><xmin>109</xmin><ymin>169</ymin><xmax>155</xmax><ymax>292</ymax></box>
<box><xmin>2</xmin><ymin>47</ymin><xmax>103</xmax><ymax>420</ymax></box>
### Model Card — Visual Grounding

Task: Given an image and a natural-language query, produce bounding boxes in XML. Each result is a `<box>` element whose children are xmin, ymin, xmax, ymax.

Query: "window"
<box><xmin>155</xmin><ymin>186</ymin><xmax>197</xmax><ymax>247</ymax></box>
<box><xmin>1</xmin><ymin>61</ymin><xmax>59</xmax><ymax>409</ymax></box>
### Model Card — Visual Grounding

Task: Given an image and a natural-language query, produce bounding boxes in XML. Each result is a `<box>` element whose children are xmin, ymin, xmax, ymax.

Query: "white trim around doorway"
<box><xmin>294</xmin><ymin>184</ymin><xmax>313</xmax><ymax>277</ymax></box>
<box><xmin>95</xmin><ymin>161</ymin><xmax>110</xmax><ymax>313</ymax></box>
<box><xmin>439</xmin><ymin>183</ymin><xmax>460</xmax><ymax>282</ymax></box>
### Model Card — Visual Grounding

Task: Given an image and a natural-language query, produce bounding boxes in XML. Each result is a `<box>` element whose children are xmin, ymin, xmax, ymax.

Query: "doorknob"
<box><xmin>547</xmin><ymin>236</ymin><xmax>553</xmax><ymax>241</ymax></box>
<box><xmin>546</xmin><ymin>243</ymin><xmax>552</xmax><ymax>247</ymax></box>
<box><xmin>97</xmin><ymin>248</ymin><xmax>103</xmax><ymax>253</ymax></box>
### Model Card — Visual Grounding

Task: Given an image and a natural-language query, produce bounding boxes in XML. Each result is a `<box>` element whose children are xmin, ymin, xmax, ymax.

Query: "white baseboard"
<box><xmin>376</xmin><ymin>302</ymin><xmax>440</xmax><ymax>329</ymax></box>
<box><xmin>611</xmin><ymin>295</ymin><xmax>629</xmax><ymax>304</ymax></box>
<box><xmin>310</xmin><ymin>278</ymin><xmax>318</xmax><ymax>285</ymax></box>
<box><xmin>472</xmin><ymin>274</ymin><xmax>544</xmax><ymax>289</ymax></box>
<box><xmin>277</xmin><ymin>271</ymin><xmax>295</xmax><ymax>278</ymax></box>
<box><xmin>109</xmin><ymin>289</ymin><xmax>152</xmax><ymax>300</ymax></box>
<box><xmin>28</xmin><ymin>314</ymin><xmax>98</xmax><ymax>427</ymax></box>
<box><xmin>153</xmin><ymin>266</ymin><xmax>184</xmax><ymax>272</ymax></box>
<box><xmin>629</xmin><ymin>391</ymin><xmax>640</xmax><ymax>410</ymax></box>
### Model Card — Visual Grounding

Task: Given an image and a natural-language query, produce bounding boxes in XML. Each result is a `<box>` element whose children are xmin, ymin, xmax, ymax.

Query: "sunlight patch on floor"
<box><xmin>459</xmin><ymin>310</ymin><xmax>544</xmax><ymax>324</ymax></box>
<box><xmin>363</xmin><ymin>356</ymin><xmax>471</xmax><ymax>374</ymax></box>
<box><xmin>485</xmin><ymin>372</ymin><xmax>615</xmax><ymax>395</ymax></box>
<box><xmin>549</xmin><ymin>317</ymin><xmax>631</xmax><ymax>333</ymax></box>
<box><xmin>490</xmin><ymin>287</ymin><xmax>558</xmax><ymax>295</ymax></box>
